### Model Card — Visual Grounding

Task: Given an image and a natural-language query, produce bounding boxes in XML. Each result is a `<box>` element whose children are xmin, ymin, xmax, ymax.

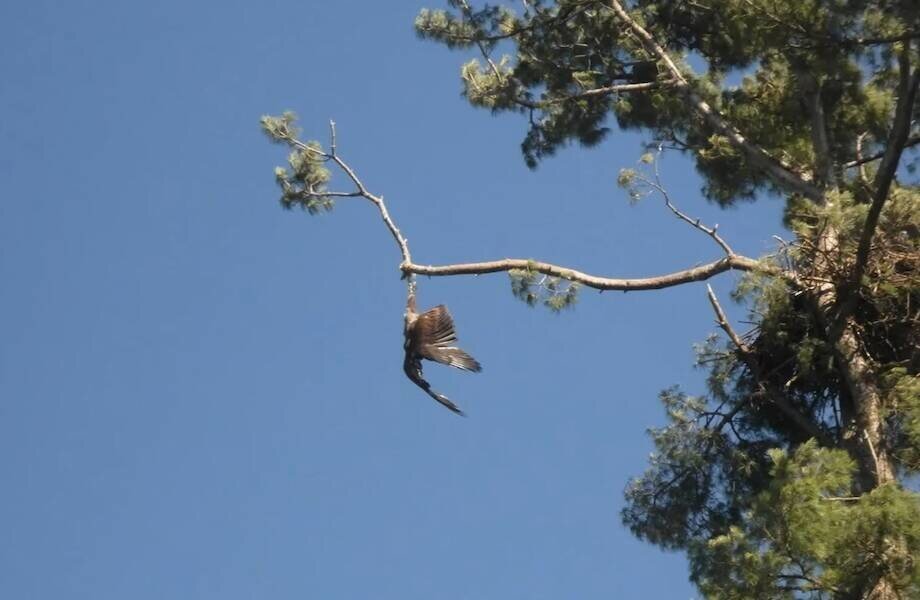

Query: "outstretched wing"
<box><xmin>413</xmin><ymin>305</ymin><xmax>482</xmax><ymax>372</ymax></box>
<box><xmin>403</xmin><ymin>354</ymin><xmax>465</xmax><ymax>415</ymax></box>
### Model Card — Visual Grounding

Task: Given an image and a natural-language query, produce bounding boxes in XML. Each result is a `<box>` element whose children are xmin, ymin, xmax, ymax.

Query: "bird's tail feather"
<box><xmin>405</xmin><ymin>358</ymin><xmax>466</xmax><ymax>415</ymax></box>
<box><xmin>427</xmin><ymin>388</ymin><xmax>465</xmax><ymax>416</ymax></box>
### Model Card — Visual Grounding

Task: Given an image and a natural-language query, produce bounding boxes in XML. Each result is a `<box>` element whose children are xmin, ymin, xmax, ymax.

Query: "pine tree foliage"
<box><xmin>509</xmin><ymin>263</ymin><xmax>581</xmax><ymax>311</ymax></box>
<box><xmin>412</xmin><ymin>1</ymin><xmax>920</xmax><ymax>598</ymax></box>
<box><xmin>261</xmin><ymin>113</ymin><xmax>334</xmax><ymax>214</ymax></box>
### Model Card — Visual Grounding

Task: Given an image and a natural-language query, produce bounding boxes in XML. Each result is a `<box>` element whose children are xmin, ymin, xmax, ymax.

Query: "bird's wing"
<box><xmin>403</xmin><ymin>354</ymin><xmax>465</xmax><ymax>415</ymax></box>
<box><xmin>414</xmin><ymin>305</ymin><xmax>482</xmax><ymax>372</ymax></box>
<box><xmin>413</xmin><ymin>305</ymin><xmax>456</xmax><ymax>345</ymax></box>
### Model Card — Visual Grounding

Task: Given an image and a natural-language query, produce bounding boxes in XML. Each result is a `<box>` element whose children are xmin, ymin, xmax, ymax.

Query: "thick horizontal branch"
<box><xmin>404</xmin><ymin>254</ymin><xmax>776</xmax><ymax>291</ymax></box>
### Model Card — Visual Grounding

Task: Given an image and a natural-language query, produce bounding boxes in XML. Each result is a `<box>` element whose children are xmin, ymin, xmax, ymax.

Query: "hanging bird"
<box><xmin>403</xmin><ymin>292</ymin><xmax>481</xmax><ymax>415</ymax></box>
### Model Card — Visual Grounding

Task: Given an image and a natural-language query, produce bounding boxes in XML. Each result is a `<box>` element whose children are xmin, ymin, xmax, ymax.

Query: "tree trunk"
<box><xmin>813</xmin><ymin>227</ymin><xmax>900</xmax><ymax>600</ymax></box>
<box><xmin>835</xmin><ymin>325</ymin><xmax>896</xmax><ymax>487</ymax></box>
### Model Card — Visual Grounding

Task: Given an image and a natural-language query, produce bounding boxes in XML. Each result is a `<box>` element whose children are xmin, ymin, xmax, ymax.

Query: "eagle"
<box><xmin>403</xmin><ymin>295</ymin><xmax>481</xmax><ymax>415</ymax></box>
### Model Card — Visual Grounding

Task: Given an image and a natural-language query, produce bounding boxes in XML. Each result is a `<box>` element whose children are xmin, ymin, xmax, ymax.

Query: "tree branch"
<box><xmin>843</xmin><ymin>134</ymin><xmax>920</xmax><ymax>169</ymax></box>
<box><xmin>295</xmin><ymin>190</ymin><xmax>364</xmax><ymax>199</ymax></box>
<box><xmin>834</xmin><ymin>46</ymin><xmax>920</xmax><ymax>334</ymax></box>
<box><xmin>853</xmin><ymin>131</ymin><xmax>871</xmax><ymax>188</ymax></box>
<box><xmin>406</xmin><ymin>255</ymin><xmax>775</xmax><ymax>291</ymax></box>
<box><xmin>286</xmin><ymin>126</ymin><xmax>415</xmax><ymax>293</ymax></box>
<box><xmin>706</xmin><ymin>285</ymin><xmax>831</xmax><ymax>445</ymax></box>
<box><xmin>863</xmin><ymin>428</ymin><xmax>881</xmax><ymax>480</ymax></box>
<box><xmin>869</xmin><ymin>59</ymin><xmax>919</xmax><ymax>208</ymax></box>
<box><xmin>514</xmin><ymin>81</ymin><xmax>666</xmax><ymax>110</ymax></box>
<box><xmin>271</xmin><ymin>121</ymin><xmax>794</xmax><ymax>298</ymax></box>
<box><xmin>799</xmin><ymin>71</ymin><xmax>834</xmax><ymax>188</ymax></box>
<box><xmin>605</xmin><ymin>0</ymin><xmax>824</xmax><ymax>202</ymax></box>
<box><xmin>639</xmin><ymin>146</ymin><xmax>735</xmax><ymax>256</ymax></box>
<box><xmin>455</xmin><ymin>1</ymin><xmax>668</xmax><ymax>112</ymax></box>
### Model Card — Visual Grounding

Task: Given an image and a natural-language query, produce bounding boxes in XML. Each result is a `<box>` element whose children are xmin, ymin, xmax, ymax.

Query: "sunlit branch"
<box><xmin>514</xmin><ymin>81</ymin><xmax>665</xmax><ymax>110</ymax></box>
<box><xmin>800</xmin><ymin>71</ymin><xmax>834</xmax><ymax>188</ymax></box>
<box><xmin>273</xmin><ymin>123</ymin><xmax>794</xmax><ymax>299</ymax></box>
<box><xmin>407</xmin><ymin>255</ymin><xmax>771</xmax><ymax>291</ymax></box>
<box><xmin>285</xmin><ymin>123</ymin><xmax>415</xmax><ymax>296</ymax></box>
<box><xmin>638</xmin><ymin>146</ymin><xmax>735</xmax><ymax>256</ymax></box>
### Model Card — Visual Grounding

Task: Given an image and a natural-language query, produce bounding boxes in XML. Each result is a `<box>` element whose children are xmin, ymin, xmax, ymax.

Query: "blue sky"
<box><xmin>0</xmin><ymin>2</ymin><xmax>788</xmax><ymax>598</ymax></box>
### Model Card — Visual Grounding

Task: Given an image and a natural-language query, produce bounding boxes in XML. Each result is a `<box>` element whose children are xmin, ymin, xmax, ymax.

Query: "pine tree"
<box><xmin>264</xmin><ymin>1</ymin><xmax>919</xmax><ymax>597</ymax></box>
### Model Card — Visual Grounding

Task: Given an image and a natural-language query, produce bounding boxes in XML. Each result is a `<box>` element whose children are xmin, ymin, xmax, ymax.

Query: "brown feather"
<box><xmin>403</xmin><ymin>303</ymin><xmax>481</xmax><ymax>414</ymax></box>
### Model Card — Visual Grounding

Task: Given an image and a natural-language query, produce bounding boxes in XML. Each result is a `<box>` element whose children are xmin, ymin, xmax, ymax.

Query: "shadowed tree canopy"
<box><xmin>263</xmin><ymin>1</ymin><xmax>919</xmax><ymax>598</ymax></box>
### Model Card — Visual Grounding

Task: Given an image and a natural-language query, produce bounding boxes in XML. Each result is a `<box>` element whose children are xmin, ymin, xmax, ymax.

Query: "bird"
<box><xmin>403</xmin><ymin>292</ymin><xmax>481</xmax><ymax>415</ymax></box>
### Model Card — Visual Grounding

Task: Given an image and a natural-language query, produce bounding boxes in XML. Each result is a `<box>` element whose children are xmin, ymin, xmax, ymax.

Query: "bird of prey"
<box><xmin>403</xmin><ymin>293</ymin><xmax>481</xmax><ymax>415</ymax></box>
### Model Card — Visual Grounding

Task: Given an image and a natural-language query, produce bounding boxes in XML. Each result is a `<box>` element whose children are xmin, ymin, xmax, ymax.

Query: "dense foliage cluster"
<box><xmin>261</xmin><ymin>112</ymin><xmax>334</xmax><ymax>214</ymax></box>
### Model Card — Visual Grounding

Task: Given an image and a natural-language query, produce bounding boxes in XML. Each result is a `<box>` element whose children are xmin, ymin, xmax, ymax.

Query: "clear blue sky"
<box><xmin>0</xmin><ymin>2</ymin><xmax>787</xmax><ymax>598</ymax></box>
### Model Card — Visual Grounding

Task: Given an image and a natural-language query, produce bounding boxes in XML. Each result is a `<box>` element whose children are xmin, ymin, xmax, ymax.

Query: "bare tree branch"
<box><xmin>406</xmin><ymin>254</ymin><xmax>774</xmax><ymax>291</ymax></box>
<box><xmin>852</xmin><ymin>31</ymin><xmax>920</xmax><ymax>46</ymax></box>
<box><xmin>514</xmin><ymin>81</ymin><xmax>665</xmax><ymax>110</ymax></box>
<box><xmin>274</xmin><ymin>124</ymin><xmax>793</xmax><ymax>295</ymax></box>
<box><xmin>853</xmin><ymin>131</ymin><xmax>871</xmax><ymax>187</ymax></box>
<box><xmin>638</xmin><ymin>146</ymin><xmax>735</xmax><ymax>256</ymax></box>
<box><xmin>706</xmin><ymin>284</ymin><xmax>751</xmax><ymax>352</ymax></box>
<box><xmin>799</xmin><ymin>71</ymin><xmax>834</xmax><ymax>188</ymax></box>
<box><xmin>843</xmin><ymin>133</ymin><xmax>920</xmax><ymax>169</ymax></box>
<box><xmin>706</xmin><ymin>285</ymin><xmax>832</xmax><ymax>445</ymax></box>
<box><xmin>863</xmin><ymin>428</ymin><xmax>881</xmax><ymax>480</ymax></box>
<box><xmin>287</xmin><ymin>128</ymin><xmax>415</xmax><ymax>292</ymax></box>
<box><xmin>605</xmin><ymin>0</ymin><xmax>824</xmax><ymax>202</ymax></box>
